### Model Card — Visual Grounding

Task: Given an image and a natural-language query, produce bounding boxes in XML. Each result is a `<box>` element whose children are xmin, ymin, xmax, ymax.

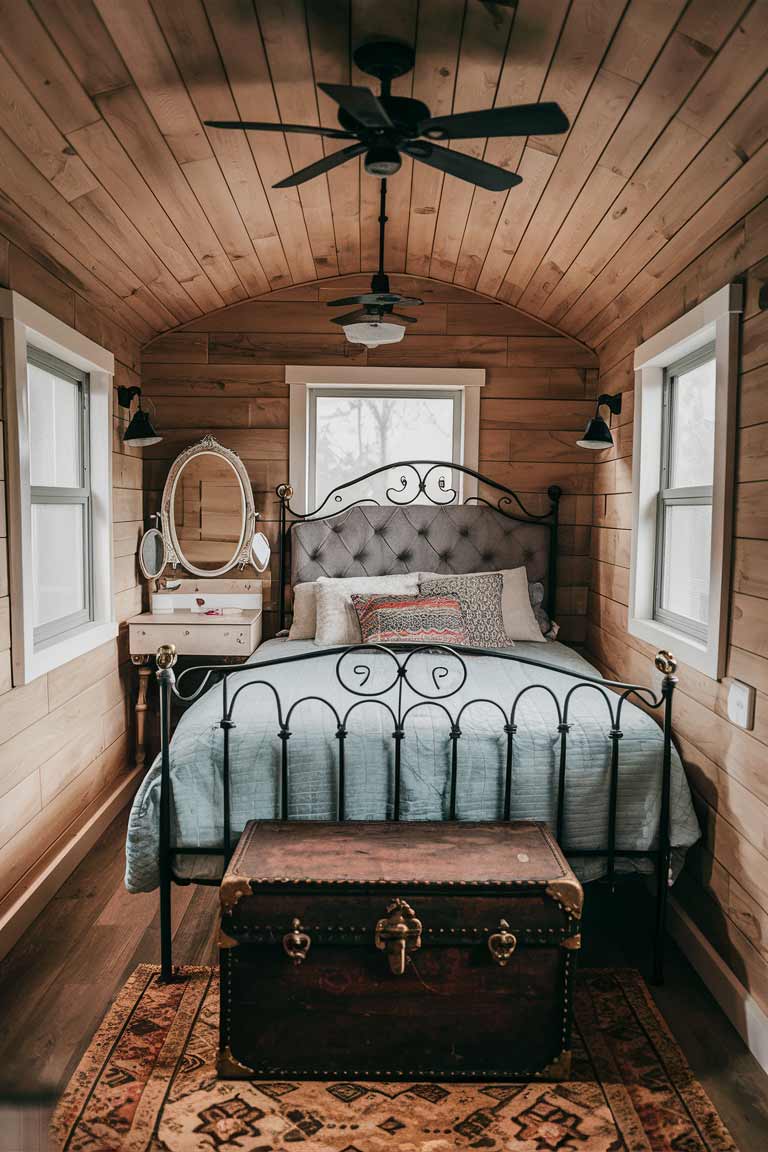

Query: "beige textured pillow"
<box><xmin>288</xmin><ymin>582</ymin><xmax>317</xmax><ymax>640</ymax></box>
<box><xmin>315</xmin><ymin>574</ymin><xmax>420</xmax><ymax>644</ymax></box>
<box><xmin>500</xmin><ymin>566</ymin><xmax>545</xmax><ymax>642</ymax></box>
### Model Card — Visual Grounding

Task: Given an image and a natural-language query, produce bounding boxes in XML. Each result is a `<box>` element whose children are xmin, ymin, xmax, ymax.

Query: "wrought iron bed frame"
<box><xmin>152</xmin><ymin>461</ymin><xmax>678</xmax><ymax>987</ymax></box>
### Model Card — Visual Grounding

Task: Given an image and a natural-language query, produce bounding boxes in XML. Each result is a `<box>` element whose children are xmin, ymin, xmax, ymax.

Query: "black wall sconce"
<box><xmin>117</xmin><ymin>385</ymin><xmax>162</xmax><ymax>447</ymax></box>
<box><xmin>577</xmin><ymin>392</ymin><xmax>622</xmax><ymax>450</ymax></box>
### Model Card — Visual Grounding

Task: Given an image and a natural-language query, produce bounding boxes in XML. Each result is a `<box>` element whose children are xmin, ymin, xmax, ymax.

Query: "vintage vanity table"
<box><xmin>128</xmin><ymin>435</ymin><xmax>271</xmax><ymax>770</ymax></box>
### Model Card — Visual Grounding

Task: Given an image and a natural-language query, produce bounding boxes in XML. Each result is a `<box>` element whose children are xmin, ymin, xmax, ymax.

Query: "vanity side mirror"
<box><xmin>251</xmin><ymin>531</ymin><xmax>271</xmax><ymax>573</ymax></box>
<box><xmin>138</xmin><ymin>527</ymin><xmax>167</xmax><ymax>580</ymax></box>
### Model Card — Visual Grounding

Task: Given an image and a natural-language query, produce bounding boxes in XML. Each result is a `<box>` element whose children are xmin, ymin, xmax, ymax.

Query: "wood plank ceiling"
<box><xmin>0</xmin><ymin>0</ymin><xmax>765</xmax><ymax>350</ymax></box>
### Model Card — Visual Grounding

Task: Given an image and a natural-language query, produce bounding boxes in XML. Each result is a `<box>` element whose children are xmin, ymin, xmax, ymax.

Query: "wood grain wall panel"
<box><xmin>585</xmin><ymin>207</ymin><xmax>768</xmax><ymax>1017</ymax></box>
<box><xmin>141</xmin><ymin>275</ymin><xmax>598</xmax><ymax>641</ymax></box>
<box><xmin>0</xmin><ymin>233</ymin><xmax>140</xmax><ymax>923</ymax></box>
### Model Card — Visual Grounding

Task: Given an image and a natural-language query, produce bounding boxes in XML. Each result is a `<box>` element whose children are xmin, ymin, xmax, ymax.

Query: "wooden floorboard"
<box><xmin>0</xmin><ymin>807</ymin><xmax>767</xmax><ymax>1152</ymax></box>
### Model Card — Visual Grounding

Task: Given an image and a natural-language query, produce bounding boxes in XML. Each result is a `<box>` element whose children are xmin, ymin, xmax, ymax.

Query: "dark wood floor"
<box><xmin>1</xmin><ymin>807</ymin><xmax>767</xmax><ymax>1151</ymax></box>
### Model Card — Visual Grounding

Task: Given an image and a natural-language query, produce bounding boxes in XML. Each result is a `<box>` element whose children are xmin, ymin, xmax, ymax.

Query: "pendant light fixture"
<box><xmin>577</xmin><ymin>393</ymin><xmax>622</xmax><ymax>450</ymax></box>
<box><xmin>327</xmin><ymin>179</ymin><xmax>423</xmax><ymax>349</ymax></box>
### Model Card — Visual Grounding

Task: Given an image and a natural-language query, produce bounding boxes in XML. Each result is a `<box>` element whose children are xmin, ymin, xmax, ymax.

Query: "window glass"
<box><xmin>28</xmin><ymin>361</ymin><xmax>82</xmax><ymax>487</ymax></box>
<box><xmin>669</xmin><ymin>357</ymin><xmax>716</xmax><ymax>488</ymax></box>
<box><xmin>313</xmin><ymin>392</ymin><xmax>458</xmax><ymax>505</ymax></box>
<box><xmin>659</xmin><ymin>504</ymin><xmax>711</xmax><ymax>624</ymax></box>
<box><xmin>31</xmin><ymin>503</ymin><xmax>86</xmax><ymax>629</ymax></box>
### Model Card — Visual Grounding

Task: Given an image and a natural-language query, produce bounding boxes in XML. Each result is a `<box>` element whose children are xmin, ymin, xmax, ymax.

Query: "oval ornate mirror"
<box><xmin>138</xmin><ymin>527</ymin><xmax>167</xmax><ymax>579</ymax></box>
<box><xmin>160</xmin><ymin>436</ymin><xmax>258</xmax><ymax>578</ymax></box>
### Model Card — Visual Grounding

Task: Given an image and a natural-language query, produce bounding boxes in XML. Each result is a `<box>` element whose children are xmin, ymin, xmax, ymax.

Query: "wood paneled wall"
<box><xmin>141</xmin><ymin>276</ymin><xmax>598</xmax><ymax>639</ymax></box>
<box><xmin>0</xmin><ymin>235</ymin><xmax>141</xmax><ymax>953</ymax></box>
<box><xmin>587</xmin><ymin>195</ymin><xmax>768</xmax><ymax>1016</ymax></box>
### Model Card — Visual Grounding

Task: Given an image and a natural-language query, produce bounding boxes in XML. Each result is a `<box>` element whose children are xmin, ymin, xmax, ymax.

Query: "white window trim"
<box><xmin>286</xmin><ymin>365</ymin><xmax>485</xmax><ymax>512</ymax></box>
<box><xmin>1</xmin><ymin>289</ymin><xmax>116</xmax><ymax>685</ymax></box>
<box><xmin>629</xmin><ymin>283</ymin><xmax>741</xmax><ymax>679</ymax></box>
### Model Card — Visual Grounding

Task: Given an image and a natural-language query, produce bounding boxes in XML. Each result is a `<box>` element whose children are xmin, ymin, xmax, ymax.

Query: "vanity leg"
<box><xmin>132</xmin><ymin>658</ymin><xmax>152</xmax><ymax>772</ymax></box>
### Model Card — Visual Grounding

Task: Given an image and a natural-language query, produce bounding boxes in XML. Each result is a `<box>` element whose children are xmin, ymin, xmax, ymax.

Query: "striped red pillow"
<box><xmin>350</xmin><ymin>593</ymin><xmax>468</xmax><ymax>645</ymax></box>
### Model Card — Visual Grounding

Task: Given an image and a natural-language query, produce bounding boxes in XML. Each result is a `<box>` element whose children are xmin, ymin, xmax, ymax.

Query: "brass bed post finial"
<box><xmin>654</xmin><ymin>650</ymin><xmax>677</xmax><ymax>680</ymax></box>
<box><xmin>156</xmin><ymin>643</ymin><xmax>178</xmax><ymax>673</ymax></box>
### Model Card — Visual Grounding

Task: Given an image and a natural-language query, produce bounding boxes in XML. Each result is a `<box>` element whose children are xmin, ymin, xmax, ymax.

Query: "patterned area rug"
<box><xmin>51</xmin><ymin>966</ymin><xmax>736</xmax><ymax>1151</ymax></box>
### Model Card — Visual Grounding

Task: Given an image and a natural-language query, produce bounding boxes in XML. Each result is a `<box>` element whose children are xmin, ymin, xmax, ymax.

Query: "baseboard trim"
<box><xmin>668</xmin><ymin>895</ymin><xmax>768</xmax><ymax>1076</ymax></box>
<box><xmin>0</xmin><ymin>767</ymin><xmax>142</xmax><ymax>964</ymax></box>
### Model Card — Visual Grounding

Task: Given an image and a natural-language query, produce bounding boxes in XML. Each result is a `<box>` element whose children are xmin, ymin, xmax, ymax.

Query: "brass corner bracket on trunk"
<box><xmin>540</xmin><ymin>1049</ymin><xmax>572</xmax><ymax>1079</ymax></box>
<box><xmin>220</xmin><ymin>876</ymin><xmax>253</xmax><ymax>915</ymax></box>
<box><xmin>545</xmin><ymin>878</ymin><xmax>583</xmax><ymax>919</ymax></box>
<box><xmin>561</xmin><ymin>933</ymin><xmax>581</xmax><ymax>950</ymax></box>
<box><xmin>218</xmin><ymin>1045</ymin><xmax>255</xmax><ymax>1078</ymax></box>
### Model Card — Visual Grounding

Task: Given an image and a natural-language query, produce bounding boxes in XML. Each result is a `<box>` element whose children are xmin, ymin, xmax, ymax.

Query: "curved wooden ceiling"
<box><xmin>0</xmin><ymin>0</ymin><xmax>765</xmax><ymax>350</ymax></box>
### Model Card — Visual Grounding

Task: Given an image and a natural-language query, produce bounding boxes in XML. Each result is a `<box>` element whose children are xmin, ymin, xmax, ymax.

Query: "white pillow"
<box><xmin>419</xmin><ymin>567</ymin><xmax>544</xmax><ymax>643</ymax></box>
<box><xmin>315</xmin><ymin>574</ymin><xmax>420</xmax><ymax>644</ymax></box>
<box><xmin>288</xmin><ymin>582</ymin><xmax>317</xmax><ymax>640</ymax></box>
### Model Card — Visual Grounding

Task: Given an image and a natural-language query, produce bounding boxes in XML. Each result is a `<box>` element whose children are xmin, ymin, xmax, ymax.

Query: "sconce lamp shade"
<box><xmin>124</xmin><ymin>406</ymin><xmax>162</xmax><ymax>447</ymax></box>
<box><xmin>577</xmin><ymin>414</ymin><xmax>614</xmax><ymax>450</ymax></box>
<box><xmin>576</xmin><ymin>392</ymin><xmax>622</xmax><ymax>451</ymax></box>
<box><xmin>117</xmin><ymin>383</ymin><xmax>162</xmax><ymax>447</ymax></box>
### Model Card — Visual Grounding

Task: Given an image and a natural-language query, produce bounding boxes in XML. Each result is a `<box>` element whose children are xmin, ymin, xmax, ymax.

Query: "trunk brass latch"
<box><xmin>488</xmin><ymin>919</ymin><xmax>517</xmax><ymax>966</ymax></box>
<box><xmin>282</xmin><ymin>918</ymin><xmax>311</xmax><ymax>965</ymax></box>
<box><xmin>375</xmin><ymin>898</ymin><xmax>422</xmax><ymax>976</ymax></box>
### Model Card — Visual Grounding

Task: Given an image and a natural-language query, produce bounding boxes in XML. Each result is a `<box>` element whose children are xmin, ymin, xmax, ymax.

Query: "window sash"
<box><xmin>653</xmin><ymin>342</ymin><xmax>716</xmax><ymax>642</ymax></box>
<box><xmin>307</xmin><ymin>386</ymin><xmax>464</xmax><ymax>506</ymax></box>
<box><xmin>27</xmin><ymin>347</ymin><xmax>94</xmax><ymax>647</ymax></box>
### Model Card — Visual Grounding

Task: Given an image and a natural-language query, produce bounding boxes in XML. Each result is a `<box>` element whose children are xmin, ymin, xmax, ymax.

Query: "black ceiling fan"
<box><xmin>204</xmin><ymin>39</ymin><xmax>568</xmax><ymax>193</ymax></box>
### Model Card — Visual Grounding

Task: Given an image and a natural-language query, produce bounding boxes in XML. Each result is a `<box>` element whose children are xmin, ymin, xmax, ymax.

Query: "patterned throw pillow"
<box><xmin>350</xmin><ymin>593</ymin><xmax>468</xmax><ymax>645</ymax></box>
<box><xmin>419</xmin><ymin>572</ymin><xmax>510</xmax><ymax>649</ymax></box>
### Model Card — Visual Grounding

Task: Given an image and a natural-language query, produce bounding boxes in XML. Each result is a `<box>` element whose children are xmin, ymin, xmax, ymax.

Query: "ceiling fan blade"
<box><xmin>273</xmin><ymin>142</ymin><xmax>366</xmax><ymax>189</ymax></box>
<box><xmin>401</xmin><ymin>142</ymin><xmax>522</xmax><ymax>192</ymax></box>
<box><xmin>391</xmin><ymin>313</ymin><xmax>418</xmax><ymax>324</ymax></box>
<box><xmin>318</xmin><ymin>82</ymin><xmax>393</xmax><ymax>129</ymax></box>
<box><xmin>327</xmin><ymin>292</ymin><xmax>423</xmax><ymax>307</ymax></box>
<box><xmin>419</xmin><ymin>101</ymin><xmax>569</xmax><ymax>141</ymax></box>
<box><xmin>330</xmin><ymin>308</ymin><xmax>372</xmax><ymax>325</ymax></box>
<box><xmin>204</xmin><ymin>119</ymin><xmax>355</xmax><ymax>140</ymax></box>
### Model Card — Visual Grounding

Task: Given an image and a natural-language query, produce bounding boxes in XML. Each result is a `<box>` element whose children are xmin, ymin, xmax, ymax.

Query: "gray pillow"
<box><xmin>420</xmin><ymin>572</ymin><xmax>509</xmax><ymax>649</ymax></box>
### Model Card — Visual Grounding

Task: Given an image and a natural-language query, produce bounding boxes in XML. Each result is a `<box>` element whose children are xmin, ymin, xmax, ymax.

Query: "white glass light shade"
<box><xmin>342</xmin><ymin>320</ymin><xmax>406</xmax><ymax>349</ymax></box>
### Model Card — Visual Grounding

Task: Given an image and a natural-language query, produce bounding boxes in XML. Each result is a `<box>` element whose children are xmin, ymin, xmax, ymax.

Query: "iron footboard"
<box><xmin>154</xmin><ymin>642</ymin><xmax>678</xmax><ymax>986</ymax></box>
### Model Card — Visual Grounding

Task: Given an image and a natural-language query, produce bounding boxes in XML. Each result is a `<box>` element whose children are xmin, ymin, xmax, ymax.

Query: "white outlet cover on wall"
<box><xmin>727</xmin><ymin>680</ymin><xmax>755</xmax><ymax>730</ymax></box>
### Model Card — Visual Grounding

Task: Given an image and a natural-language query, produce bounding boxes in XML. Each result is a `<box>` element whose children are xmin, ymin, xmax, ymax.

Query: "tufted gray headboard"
<box><xmin>291</xmin><ymin>502</ymin><xmax>553</xmax><ymax>600</ymax></box>
<box><xmin>276</xmin><ymin>461</ymin><xmax>561</xmax><ymax>630</ymax></box>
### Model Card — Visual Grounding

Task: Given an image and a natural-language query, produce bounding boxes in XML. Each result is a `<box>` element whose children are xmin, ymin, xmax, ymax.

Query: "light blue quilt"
<box><xmin>125</xmin><ymin>638</ymin><xmax>700</xmax><ymax>892</ymax></box>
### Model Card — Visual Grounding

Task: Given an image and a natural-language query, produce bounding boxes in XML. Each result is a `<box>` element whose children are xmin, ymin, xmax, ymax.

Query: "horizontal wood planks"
<box><xmin>141</xmin><ymin>276</ymin><xmax>598</xmax><ymax>641</ymax></box>
<box><xmin>0</xmin><ymin>1</ymin><xmax>763</xmax><ymax>346</ymax></box>
<box><xmin>586</xmin><ymin>216</ymin><xmax>768</xmax><ymax>1022</ymax></box>
<box><xmin>0</xmin><ymin>231</ymin><xmax>140</xmax><ymax>955</ymax></box>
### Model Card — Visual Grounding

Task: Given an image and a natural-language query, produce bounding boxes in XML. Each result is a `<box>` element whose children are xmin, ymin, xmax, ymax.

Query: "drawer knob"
<box><xmin>488</xmin><ymin>919</ymin><xmax>517</xmax><ymax>967</ymax></box>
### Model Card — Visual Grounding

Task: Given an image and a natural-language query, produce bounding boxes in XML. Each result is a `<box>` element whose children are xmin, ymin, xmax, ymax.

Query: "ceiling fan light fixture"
<box><xmin>342</xmin><ymin>318</ymin><xmax>406</xmax><ymax>349</ymax></box>
<box><xmin>364</xmin><ymin>146</ymin><xmax>401</xmax><ymax>177</ymax></box>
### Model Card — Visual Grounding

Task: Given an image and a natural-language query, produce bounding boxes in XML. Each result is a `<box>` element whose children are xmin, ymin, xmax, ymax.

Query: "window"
<box><xmin>654</xmin><ymin>344</ymin><xmax>716</xmax><ymax>641</ymax></box>
<box><xmin>1</xmin><ymin>289</ymin><xmax>116</xmax><ymax>684</ymax></box>
<box><xmin>310</xmin><ymin>388</ymin><xmax>461</xmax><ymax>505</ymax></box>
<box><xmin>27</xmin><ymin>348</ymin><xmax>93</xmax><ymax>646</ymax></box>
<box><xmin>287</xmin><ymin>365</ymin><xmax>484</xmax><ymax>511</ymax></box>
<box><xmin>629</xmin><ymin>284</ymin><xmax>741</xmax><ymax>679</ymax></box>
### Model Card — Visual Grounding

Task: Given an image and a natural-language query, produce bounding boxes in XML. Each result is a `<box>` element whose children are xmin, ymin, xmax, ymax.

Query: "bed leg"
<box><xmin>156</xmin><ymin>644</ymin><xmax>178</xmax><ymax>984</ymax></box>
<box><xmin>652</xmin><ymin>651</ymin><xmax>677</xmax><ymax>985</ymax></box>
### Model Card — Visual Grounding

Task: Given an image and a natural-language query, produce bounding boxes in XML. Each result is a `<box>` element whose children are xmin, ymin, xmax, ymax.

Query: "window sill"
<box><xmin>627</xmin><ymin>614</ymin><xmax>719</xmax><ymax>680</ymax></box>
<box><xmin>26</xmin><ymin>619</ymin><xmax>118</xmax><ymax>682</ymax></box>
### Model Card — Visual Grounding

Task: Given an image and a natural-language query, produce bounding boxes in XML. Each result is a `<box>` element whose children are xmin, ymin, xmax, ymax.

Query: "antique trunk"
<box><xmin>219</xmin><ymin>820</ymin><xmax>582</xmax><ymax>1081</ymax></box>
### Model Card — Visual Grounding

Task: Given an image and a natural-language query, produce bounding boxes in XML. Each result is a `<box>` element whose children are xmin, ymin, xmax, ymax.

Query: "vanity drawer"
<box><xmin>129</xmin><ymin>611</ymin><xmax>262</xmax><ymax>658</ymax></box>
